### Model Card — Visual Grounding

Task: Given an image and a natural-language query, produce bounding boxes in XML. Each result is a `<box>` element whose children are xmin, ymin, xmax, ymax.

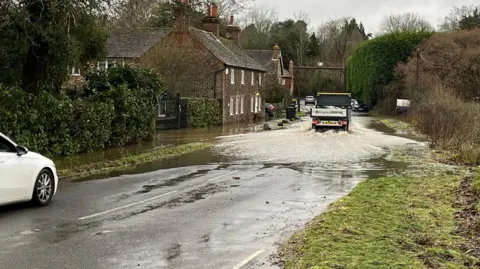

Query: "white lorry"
<box><xmin>310</xmin><ymin>92</ymin><xmax>352</xmax><ymax>132</ymax></box>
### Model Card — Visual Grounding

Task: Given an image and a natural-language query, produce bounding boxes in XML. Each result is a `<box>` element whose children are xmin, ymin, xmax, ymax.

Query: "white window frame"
<box><xmin>241</xmin><ymin>70</ymin><xmax>245</xmax><ymax>84</ymax></box>
<box><xmin>251</xmin><ymin>96</ymin><xmax>254</xmax><ymax>112</ymax></box>
<box><xmin>254</xmin><ymin>96</ymin><xmax>258</xmax><ymax>113</ymax></box>
<box><xmin>230</xmin><ymin>97</ymin><xmax>234</xmax><ymax>115</ymax></box>
<box><xmin>258</xmin><ymin>96</ymin><xmax>262</xmax><ymax>112</ymax></box>
<box><xmin>282</xmin><ymin>79</ymin><xmax>286</xmax><ymax>85</ymax></box>
<box><xmin>235</xmin><ymin>96</ymin><xmax>240</xmax><ymax>115</ymax></box>
<box><xmin>251</xmin><ymin>71</ymin><xmax>254</xmax><ymax>85</ymax></box>
<box><xmin>70</xmin><ymin>67</ymin><xmax>81</xmax><ymax>76</ymax></box>
<box><xmin>240</xmin><ymin>96</ymin><xmax>244</xmax><ymax>114</ymax></box>
<box><xmin>230</xmin><ymin>69</ymin><xmax>235</xmax><ymax>84</ymax></box>
<box><xmin>258</xmin><ymin>73</ymin><xmax>262</xmax><ymax>86</ymax></box>
<box><xmin>225</xmin><ymin>68</ymin><xmax>229</xmax><ymax>75</ymax></box>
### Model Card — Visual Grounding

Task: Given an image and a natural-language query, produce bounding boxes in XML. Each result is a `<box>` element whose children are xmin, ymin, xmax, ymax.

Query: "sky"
<box><xmin>256</xmin><ymin>0</ymin><xmax>477</xmax><ymax>34</ymax></box>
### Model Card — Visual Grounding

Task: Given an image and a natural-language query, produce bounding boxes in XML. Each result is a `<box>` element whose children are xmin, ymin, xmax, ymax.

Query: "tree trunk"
<box><xmin>22</xmin><ymin>38</ymin><xmax>49</xmax><ymax>94</ymax></box>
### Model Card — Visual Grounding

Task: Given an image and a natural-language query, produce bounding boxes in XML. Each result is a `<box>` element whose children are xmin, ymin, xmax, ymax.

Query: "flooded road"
<box><xmin>0</xmin><ymin>116</ymin><xmax>423</xmax><ymax>269</ymax></box>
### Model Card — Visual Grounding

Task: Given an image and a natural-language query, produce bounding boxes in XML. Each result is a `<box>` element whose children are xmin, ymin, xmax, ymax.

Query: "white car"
<box><xmin>0</xmin><ymin>132</ymin><xmax>58</xmax><ymax>206</ymax></box>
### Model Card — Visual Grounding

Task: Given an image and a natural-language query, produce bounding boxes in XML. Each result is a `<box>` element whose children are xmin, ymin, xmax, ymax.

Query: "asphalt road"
<box><xmin>0</xmin><ymin>116</ymin><xmax>420</xmax><ymax>269</ymax></box>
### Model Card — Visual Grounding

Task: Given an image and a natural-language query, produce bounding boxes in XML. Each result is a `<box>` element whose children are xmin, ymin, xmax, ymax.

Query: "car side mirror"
<box><xmin>16</xmin><ymin>145</ymin><xmax>28</xmax><ymax>156</ymax></box>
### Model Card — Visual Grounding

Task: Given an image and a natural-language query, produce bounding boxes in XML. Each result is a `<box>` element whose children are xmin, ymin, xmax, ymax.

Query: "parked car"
<box><xmin>265</xmin><ymin>103</ymin><xmax>276</xmax><ymax>117</ymax></box>
<box><xmin>305</xmin><ymin>96</ymin><xmax>315</xmax><ymax>105</ymax></box>
<box><xmin>0</xmin><ymin>132</ymin><xmax>58</xmax><ymax>206</ymax></box>
<box><xmin>353</xmin><ymin>102</ymin><xmax>369</xmax><ymax>113</ymax></box>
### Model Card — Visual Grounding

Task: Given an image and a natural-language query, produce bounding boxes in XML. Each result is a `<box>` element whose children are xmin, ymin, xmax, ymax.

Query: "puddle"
<box><xmin>134</xmin><ymin>169</ymin><xmax>212</xmax><ymax>195</ymax></box>
<box><xmin>368</xmin><ymin>119</ymin><xmax>427</xmax><ymax>142</ymax></box>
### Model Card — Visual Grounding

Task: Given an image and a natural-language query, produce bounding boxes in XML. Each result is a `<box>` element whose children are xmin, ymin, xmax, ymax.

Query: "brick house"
<box><xmin>68</xmin><ymin>3</ymin><xmax>267</xmax><ymax>125</ymax></box>
<box><xmin>247</xmin><ymin>45</ymin><xmax>295</xmax><ymax>97</ymax></box>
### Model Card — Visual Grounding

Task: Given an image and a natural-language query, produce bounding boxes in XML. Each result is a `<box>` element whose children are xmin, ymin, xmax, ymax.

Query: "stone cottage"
<box><xmin>247</xmin><ymin>45</ymin><xmax>295</xmax><ymax>97</ymax></box>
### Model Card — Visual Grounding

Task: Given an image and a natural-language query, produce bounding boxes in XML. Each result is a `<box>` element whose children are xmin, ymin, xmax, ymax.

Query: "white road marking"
<box><xmin>207</xmin><ymin>170</ymin><xmax>238</xmax><ymax>182</ymax></box>
<box><xmin>78</xmin><ymin>190</ymin><xmax>178</xmax><ymax>220</ymax></box>
<box><xmin>232</xmin><ymin>249</ymin><xmax>265</xmax><ymax>269</ymax></box>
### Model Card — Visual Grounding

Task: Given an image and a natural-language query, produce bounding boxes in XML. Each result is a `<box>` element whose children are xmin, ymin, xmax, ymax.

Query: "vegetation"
<box><xmin>0</xmin><ymin>66</ymin><xmax>162</xmax><ymax>157</ymax></box>
<box><xmin>57</xmin><ymin>142</ymin><xmax>212</xmax><ymax>181</ymax></box>
<box><xmin>183</xmin><ymin>98</ymin><xmax>222</xmax><ymax>128</ymax></box>
<box><xmin>282</xmin><ymin>168</ymin><xmax>479</xmax><ymax>268</ymax></box>
<box><xmin>386</xmin><ymin>29</ymin><xmax>480</xmax><ymax>164</ymax></box>
<box><xmin>347</xmin><ymin>31</ymin><xmax>432</xmax><ymax>105</ymax></box>
<box><xmin>0</xmin><ymin>0</ymin><xmax>109</xmax><ymax>93</ymax></box>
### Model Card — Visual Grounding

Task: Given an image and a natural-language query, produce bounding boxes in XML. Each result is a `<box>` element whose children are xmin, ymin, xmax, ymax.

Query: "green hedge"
<box><xmin>347</xmin><ymin>31</ymin><xmax>432</xmax><ymax>105</ymax></box>
<box><xmin>183</xmin><ymin>98</ymin><xmax>222</xmax><ymax>128</ymax></box>
<box><xmin>0</xmin><ymin>66</ymin><xmax>162</xmax><ymax>157</ymax></box>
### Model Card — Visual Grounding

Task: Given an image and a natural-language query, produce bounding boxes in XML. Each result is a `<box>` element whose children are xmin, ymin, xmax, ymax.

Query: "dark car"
<box><xmin>265</xmin><ymin>103</ymin><xmax>276</xmax><ymax>117</ymax></box>
<box><xmin>305</xmin><ymin>96</ymin><xmax>315</xmax><ymax>105</ymax></box>
<box><xmin>353</xmin><ymin>103</ymin><xmax>369</xmax><ymax>113</ymax></box>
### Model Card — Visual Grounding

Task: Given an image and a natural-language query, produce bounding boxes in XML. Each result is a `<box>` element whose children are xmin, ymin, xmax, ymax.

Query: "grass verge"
<box><xmin>296</xmin><ymin>111</ymin><xmax>307</xmax><ymax>117</ymax></box>
<box><xmin>57</xmin><ymin>142</ymin><xmax>212</xmax><ymax>181</ymax></box>
<box><xmin>282</xmin><ymin>169</ymin><xmax>479</xmax><ymax>268</ymax></box>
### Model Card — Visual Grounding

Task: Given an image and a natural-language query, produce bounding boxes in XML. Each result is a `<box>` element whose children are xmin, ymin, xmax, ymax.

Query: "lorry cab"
<box><xmin>310</xmin><ymin>92</ymin><xmax>352</xmax><ymax>132</ymax></box>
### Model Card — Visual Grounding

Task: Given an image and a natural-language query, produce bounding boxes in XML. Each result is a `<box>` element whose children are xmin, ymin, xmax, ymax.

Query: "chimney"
<box><xmin>226</xmin><ymin>15</ymin><xmax>241</xmax><ymax>45</ymax></box>
<box><xmin>173</xmin><ymin>0</ymin><xmax>189</xmax><ymax>32</ymax></box>
<box><xmin>289</xmin><ymin>60</ymin><xmax>295</xmax><ymax>94</ymax></box>
<box><xmin>202</xmin><ymin>3</ymin><xmax>220</xmax><ymax>37</ymax></box>
<box><xmin>272</xmin><ymin>44</ymin><xmax>280</xmax><ymax>60</ymax></box>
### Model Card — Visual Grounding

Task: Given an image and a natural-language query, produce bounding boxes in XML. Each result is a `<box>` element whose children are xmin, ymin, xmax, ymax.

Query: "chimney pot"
<box><xmin>230</xmin><ymin>15</ymin><xmax>234</xmax><ymax>25</ymax></box>
<box><xmin>211</xmin><ymin>3</ymin><xmax>218</xmax><ymax>17</ymax></box>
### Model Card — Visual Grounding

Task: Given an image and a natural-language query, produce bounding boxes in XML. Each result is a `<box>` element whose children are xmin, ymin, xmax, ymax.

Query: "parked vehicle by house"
<box><xmin>305</xmin><ymin>96</ymin><xmax>315</xmax><ymax>105</ymax></box>
<box><xmin>310</xmin><ymin>93</ymin><xmax>352</xmax><ymax>132</ymax></box>
<box><xmin>0</xmin><ymin>132</ymin><xmax>58</xmax><ymax>206</ymax></box>
<box><xmin>396</xmin><ymin>99</ymin><xmax>411</xmax><ymax>114</ymax></box>
<box><xmin>265</xmin><ymin>103</ymin><xmax>276</xmax><ymax>117</ymax></box>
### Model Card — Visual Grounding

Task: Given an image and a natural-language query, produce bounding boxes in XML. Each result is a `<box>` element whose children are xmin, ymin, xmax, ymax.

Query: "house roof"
<box><xmin>246</xmin><ymin>50</ymin><xmax>277</xmax><ymax>73</ymax></box>
<box><xmin>107</xmin><ymin>29</ymin><xmax>169</xmax><ymax>58</ymax></box>
<box><xmin>190</xmin><ymin>28</ymin><xmax>266</xmax><ymax>72</ymax></box>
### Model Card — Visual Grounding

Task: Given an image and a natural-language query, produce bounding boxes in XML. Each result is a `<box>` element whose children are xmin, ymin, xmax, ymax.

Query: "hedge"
<box><xmin>183</xmin><ymin>98</ymin><xmax>222</xmax><ymax>128</ymax></box>
<box><xmin>0</xmin><ymin>66</ymin><xmax>163</xmax><ymax>157</ymax></box>
<box><xmin>347</xmin><ymin>31</ymin><xmax>432</xmax><ymax>105</ymax></box>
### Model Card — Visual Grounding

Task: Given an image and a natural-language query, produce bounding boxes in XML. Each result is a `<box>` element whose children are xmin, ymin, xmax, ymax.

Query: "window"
<box><xmin>254</xmin><ymin>96</ymin><xmax>258</xmax><ymax>113</ymax></box>
<box><xmin>258</xmin><ymin>73</ymin><xmax>262</xmax><ymax>85</ymax></box>
<box><xmin>282</xmin><ymin>79</ymin><xmax>286</xmax><ymax>85</ymax></box>
<box><xmin>251</xmin><ymin>71</ymin><xmax>254</xmax><ymax>85</ymax></box>
<box><xmin>97</xmin><ymin>61</ymin><xmax>109</xmax><ymax>71</ymax></box>
<box><xmin>230</xmin><ymin>97</ymin><xmax>234</xmax><ymax>115</ymax></box>
<box><xmin>69</xmin><ymin>67</ymin><xmax>81</xmax><ymax>76</ymax></box>
<box><xmin>258</xmin><ymin>96</ymin><xmax>262</xmax><ymax>112</ymax></box>
<box><xmin>251</xmin><ymin>97</ymin><xmax>254</xmax><ymax>112</ymax></box>
<box><xmin>225</xmin><ymin>69</ymin><xmax>229</xmax><ymax>75</ymax></box>
<box><xmin>158</xmin><ymin>100</ymin><xmax>167</xmax><ymax>118</ymax></box>
<box><xmin>241</xmin><ymin>70</ymin><xmax>245</xmax><ymax>84</ymax></box>
<box><xmin>240</xmin><ymin>96</ymin><xmax>244</xmax><ymax>113</ymax></box>
<box><xmin>230</xmin><ymin>69</ymin><xmax>235</xmax><ymax>84</ymax></box>
<box><xmin>235</xmin><ymin>96</ymin><xmax>240</xmax><ymax>114</ymax></box>
<box><xmin>0</xmin><ymin>137</ymin><xmax>16</xmax><ymax>153</ymax></box>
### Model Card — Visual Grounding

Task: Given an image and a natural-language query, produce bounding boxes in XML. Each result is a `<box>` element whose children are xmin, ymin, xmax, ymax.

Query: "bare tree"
<box><xmin>379</xmin><ymin>12</ymin><xmax>434</xmax><ymax>34</ymax></box>
<box><xmin>110</xmin><ymin>0</ymin><xmax>163</xmax><ymax>28</ymax></box>
<box><xmin>238</xmin><ymin>5</ymin><xmax>278</xmax><ymax>49</ymax></box>
<box><xmin>439</xmin><ymin>4</ymin><xmax>480</xmax><ymax>31</ymax></box>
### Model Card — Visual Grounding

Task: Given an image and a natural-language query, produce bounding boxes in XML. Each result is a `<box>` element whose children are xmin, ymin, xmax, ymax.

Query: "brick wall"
<box><xmin>222</xmin><ymin>67</ymin><xmax>266</xmax><ymax>124</ymax></box>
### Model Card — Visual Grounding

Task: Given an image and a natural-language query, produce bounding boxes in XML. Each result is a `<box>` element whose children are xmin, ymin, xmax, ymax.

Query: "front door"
<box><xmin>0</xmin><ymin>137</ymin><xmax>31</xmax><ymax>203</ymax></box>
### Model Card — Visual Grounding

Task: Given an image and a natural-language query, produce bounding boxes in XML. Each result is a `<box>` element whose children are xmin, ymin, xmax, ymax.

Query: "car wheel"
<box><xmin>32</xmin><ymin>169</ymin><xmax>54</xmax><ymax>206</ymax></box>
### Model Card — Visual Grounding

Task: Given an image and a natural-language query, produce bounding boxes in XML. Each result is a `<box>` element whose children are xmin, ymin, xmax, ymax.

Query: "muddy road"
<box><xmin>0</xmin><ymin>116</ymin><xmax>421</xmax><ymax>269</ymax></box>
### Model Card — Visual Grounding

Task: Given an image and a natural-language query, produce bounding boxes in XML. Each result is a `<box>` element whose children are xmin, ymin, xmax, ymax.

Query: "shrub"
<box><xmin>0</xmin><ymin>66</ymin><xmax>163</xmax><ymax>157</ymax></box>
<box><xmin>347</xmin><ymin>31</ymin><xmax>432</xmax><ymax>105</ymax></box>
<box><xmin>183</xmin><ymin>98</ymin><xmax>222</xmax><ymax>128</ymax></box>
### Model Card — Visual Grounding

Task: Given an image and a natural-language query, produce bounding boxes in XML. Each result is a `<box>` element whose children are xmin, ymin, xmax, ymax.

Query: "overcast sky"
<box><xmin>256</xmin><ymin>0</ymin><xmax>476</xmax><ymax>33</ymax></box>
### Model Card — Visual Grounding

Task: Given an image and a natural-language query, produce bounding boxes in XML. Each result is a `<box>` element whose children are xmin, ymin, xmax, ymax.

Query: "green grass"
<box><xmin>57</xmin><ymin>142</ymin><xmax>212</xmax><ymax>181</ymax></box>
<box><xmin>473</xmin><ymin>171</ymin><xmax>480</xmax><ymax>213</ymax></box>
<box><xmin>296</xmin><ymin>111</ymin><xmax>307</xmax><ymax>117</ymax></box>
<box><xmin>282</xmin><ymin>171</ymin><xmax>478</xmax><ymax>269</ymax></box>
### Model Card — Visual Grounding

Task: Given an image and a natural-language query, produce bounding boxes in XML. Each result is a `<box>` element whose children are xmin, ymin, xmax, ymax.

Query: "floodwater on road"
<box><xmin>0</xmin><ymin>115</ymin><xmax>425</xmax><ymax>269</ymax></box>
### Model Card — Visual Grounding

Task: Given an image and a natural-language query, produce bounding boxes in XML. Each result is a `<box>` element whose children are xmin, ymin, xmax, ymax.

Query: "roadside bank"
<box><xmin>280</xmin><ymin>119</ymin><xmax>480</xmax><ymax>269</ymax></box>
<box><xmin>57</xmin><ymin>142</ymin><xmax>212</xmax><ymax>182</ymax></box>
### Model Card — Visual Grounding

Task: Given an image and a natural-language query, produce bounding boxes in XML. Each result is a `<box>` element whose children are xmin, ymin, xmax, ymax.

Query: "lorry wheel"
<box><xmin>343</xmin><ymin>126</ymin><xmax>349</xmax><ymax>132</ymax></box>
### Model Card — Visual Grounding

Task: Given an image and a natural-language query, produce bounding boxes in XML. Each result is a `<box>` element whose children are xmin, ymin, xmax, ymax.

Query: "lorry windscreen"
<box><xmin>316</xmin><ymin>94</ymin><xmax>351</xmax><ymax>107</ymax></box>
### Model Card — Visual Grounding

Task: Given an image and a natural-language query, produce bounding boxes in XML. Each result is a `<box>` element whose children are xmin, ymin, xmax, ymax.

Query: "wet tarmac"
<box><xmin>0</xmin><ymin>115</ymin><xmax>424</xmax><ymax>269</ymax></box>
